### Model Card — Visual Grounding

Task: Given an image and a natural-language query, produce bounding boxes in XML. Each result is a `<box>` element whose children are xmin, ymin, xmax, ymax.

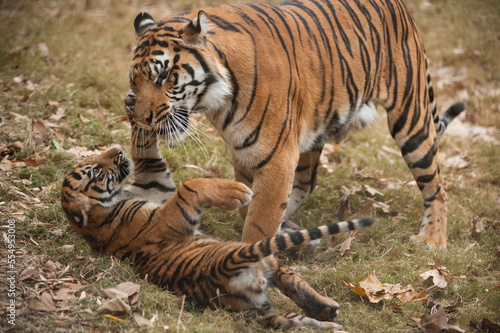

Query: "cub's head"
<box><xmin>129</xmin><ymin>11</ymin><xmax>231</xmax><ymax>146</ymax></box>
<box><xmin>61</xmin><ymin>148</ymin><xmax>131</xmax><ymax>231</ymax></box>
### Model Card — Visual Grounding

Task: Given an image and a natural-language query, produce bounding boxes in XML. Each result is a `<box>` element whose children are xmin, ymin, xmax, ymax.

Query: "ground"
<box><xmin>0</xmin><ymin>0</ymin><xmax>499</xmax><ymax>332</ymax></box>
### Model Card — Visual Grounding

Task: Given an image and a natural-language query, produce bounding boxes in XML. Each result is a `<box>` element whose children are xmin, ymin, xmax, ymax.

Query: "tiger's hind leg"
<box><xmin>386</xmin><ymin>99</ymin><xmax>448</xmax><ymax>247</ymax></box>
<box><xmin>284</xmin><ymin>146</ymin><xmax>323</xmax><ymax>220</ymax></box>
<box><xmin>280</xmin><ymin>147</ymin><xmax>323</xmax><ymax>249</ymax></box>
<box><xmin>272</xmin><ymin>262</ymin><xmax>340</xmax><ymax>322</ymax></box>
<box><xmin>244</xmin><ymin>303</ymin><xmax>344</xmax><ymax>330</ymax></box>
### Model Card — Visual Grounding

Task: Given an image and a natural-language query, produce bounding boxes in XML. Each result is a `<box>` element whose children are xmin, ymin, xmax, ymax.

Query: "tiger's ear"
<box><xmin>134</xmin><ymin>12</ymin><xmax>156</xmax><ymax>38</ymax></box>
<box><xmin>183</xmin><ymin>11</ymin><xmax>209</xmax><ymax>45</ymax></box>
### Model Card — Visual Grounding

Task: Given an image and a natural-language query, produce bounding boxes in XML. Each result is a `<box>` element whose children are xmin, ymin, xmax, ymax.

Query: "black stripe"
<box><xmin>131</xmin><ymin>181</ymin><xmax>176</xmax><ymax>192</ymax></box>
<box><xmin>328</xmin><ymin>223</ymin><xmax>340</xmax><ymax>234</ymax></box>
<box><xmin>176</xmin><ymin>203</ymin><xmax>199</xmax><ymax>226</ymax></box>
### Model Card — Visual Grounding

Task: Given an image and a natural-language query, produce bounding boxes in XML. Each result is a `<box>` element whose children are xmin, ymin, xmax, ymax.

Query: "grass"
<box><xmin>0</xmin><ymin>0</ymin><xmax>499</xmax><ymax>332</ymax></box>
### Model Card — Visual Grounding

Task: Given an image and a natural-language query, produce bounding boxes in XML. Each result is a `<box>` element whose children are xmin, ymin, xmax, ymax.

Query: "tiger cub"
<box><xmin>61</xmin><ymin>123</ymin><xmax>374</xmax><ymax>330</ymax></box>
<box><xmin>127</xmin><ymin>0</ymin><xmax>465</xmax><ymax>247</ymax></box>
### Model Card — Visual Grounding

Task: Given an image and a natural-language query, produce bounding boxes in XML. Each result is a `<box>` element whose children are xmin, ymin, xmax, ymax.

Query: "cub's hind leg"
<box><xmin>245</xmin><ymin>303</ymin><xmax>343</xmax><ymax>330</ymax></box>
<box><xmin>271</xmin><ymin>261</ymin><xmax>340</xmax><ymax>322</ymax></box>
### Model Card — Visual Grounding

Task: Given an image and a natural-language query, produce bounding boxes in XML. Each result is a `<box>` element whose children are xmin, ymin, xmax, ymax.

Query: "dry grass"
<box><xmin>0</xmin><ymin>0</ymin><xmax>499</xmax><ymax>332</ymax></box>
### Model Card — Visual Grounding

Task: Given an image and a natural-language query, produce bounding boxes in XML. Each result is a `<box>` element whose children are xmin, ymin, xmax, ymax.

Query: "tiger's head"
<box><xmin>129</xmin><ymin>11</ymin><xmax>231</xmax><ymax>146</ymax></box>
<box><xmin>61</xmin><ymin>148</ymin><xmax>132</xmax><ymax>231</ymax></box>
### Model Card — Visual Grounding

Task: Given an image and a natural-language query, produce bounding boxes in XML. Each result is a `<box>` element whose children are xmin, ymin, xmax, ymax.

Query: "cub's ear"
<box><xmin>134</xmin><ymin>12</ymin><xmax>156</xmax><ymax>38</ymax></box>
<box><xmin>183</xmin><ymin>11</ymin><xmax>209</xmax><ymax>45</ymax></box>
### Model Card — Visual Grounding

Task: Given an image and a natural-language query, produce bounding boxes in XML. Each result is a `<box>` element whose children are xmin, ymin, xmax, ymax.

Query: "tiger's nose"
<box><xmin>135</xmin><ymin>113</ymin><xmax>153</xmax><ymax>125</ymax></box>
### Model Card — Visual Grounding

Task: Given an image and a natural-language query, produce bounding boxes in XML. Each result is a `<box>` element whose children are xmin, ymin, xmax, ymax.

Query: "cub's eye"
<box><xmin>92</xmin><ymin>165</ymin><xmax>102</xmax><ymax>177</ymax></box>
<box><xmin>156</xmin><ymin>69</ymin><xmax>171</xmax><ymax>86</ymax></box>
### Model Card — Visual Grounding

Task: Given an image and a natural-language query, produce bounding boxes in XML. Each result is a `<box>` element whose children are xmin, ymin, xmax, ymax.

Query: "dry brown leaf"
<box><xmin>79</xmin><ymin>113</ymin><xmax>91</xmax><ymax>124</ymax></box>
<box><xmin>0</xmin><ymin>156</ymin><xmax>12</xmax><ymax>171</ymax></box>
<box><xmin>337</xmin><ymin>185</ymin><xmax>362</xmax><ymax>219</ymax></box>
<box><xmin>25</xmin><ymin>154</ymin><xmax>47</xmax><ymax>168</ymax></box>
<box><xmin>470</xmin><ymin>318</ymin><xmax>500</xmax><ymax>332</ymax></box>
<box><xmin>8</xmin><ymin>141</ymin><xmax>23</xmax><ymax>150</ymax></box>
<box><xmin>13</xmin><ymin>74</ymin><xmax>36</xmax><ymax>91</ymax></box>
<box><xmin>472</xmin><ymin>216</ymin><xmax>485</xmax><ymax>233</ymax></box>
<box><xmin>363</xmin><ymin>184</ymin><xmax>384</xmax><ymax>197</ymax></box>
<box><xmin>339</xmin><ymin>230</ymin><xmax>357</xmax><ymax>258</ymax></box>
<box><xmin>133</xmin><ymin>312</ymin><xmax>154</xmax><ymax>328</ymax></box>
<box><xmin>49</xmin><ymin>107</ymin><xmax>66</xmax><ymax>121</ymax></box>
<box><xmin>64</xmin><ymin>283</ymin><xmax>87</xmax><ymax>291</ymax></box>
<box><xmin>360</xmin><ymin>200</ymin><xmax>375</xmax><ymax>217</ymax></box>
<box><xmin>19</xmin><ymin>267</ymin><xmax>42</xmax><ymax>281</ymax></box>
<box><xmin>340</xmin><ymin>278</ymin><xmax>365</xmax><ymax>297</ymax></box>
<box><xmin>414</xmin><ymin>309</ymin><xmax>448</xmax><ymax>333</ymax></box>
<box><xmin>420</xmin><ymin>269</ymin><xmax>447</xmax><ymax>288</ymax></box>
<box><xmin>9</xmin><ymin>112</ymin><xmax>29</xmax><ymax>121</ymax></box>
<box><xmin>97</xmin><ymin>297</ymin><xmax>131</xmax><ymax>316</ymax></box>
<box><xmin>115</xmin><ymin>281</ymin><xmax>141</xmax><ymax>308</ymax></box>
<box><xmin>43</xmin><ymin>260</ymin><xmax>62</xmax><ymax>273</ymax></box>
<box><xmin>32</xmin><ymin>120</ymin><xmax>47</xmax><ymax>136</ymax></box>
<box><xmin>372</xmin><ymin>200</ymin><xmax>391</xmax><ymax>214</ymax></box>
<box><xmin>102</xmin><ymin>288</ymin><xmax>129</xmax><ymax>303</ymax></box>
<box><xmin>421</xmin><ymin>263</ymin><xmax>452</xmax><ymax>289</ymax></box>
<box><xmin>28</xmin><ymin>292</ymin><xmax>56</xmax><ymax>312</ymax></box>
<box><xmin>342</xmin><ymin>271</ymin><xmax>426</xmax><ymax>303</ymax></box>
<box><xmin>52</xmin><ymin>288</ymin><xmax>72</xmax><ymax>301</ymax></box>
<box><xmin>337</xmin><ymin>194</ymin><xmax>351</xmax><ymax>219</ymax></box>
<box><xmin>60</xmin><ymin>244</ymin><xmax>75</xmax><ymax>252</ymax></box>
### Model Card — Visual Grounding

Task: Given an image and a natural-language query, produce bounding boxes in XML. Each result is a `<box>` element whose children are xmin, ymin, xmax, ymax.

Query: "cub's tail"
<box><xmin>236</xmin><ymin>218</ymin><xmax>375</xmax><ymax>262</ymax></box>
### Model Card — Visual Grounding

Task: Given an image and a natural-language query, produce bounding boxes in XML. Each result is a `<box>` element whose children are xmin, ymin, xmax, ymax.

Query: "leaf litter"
<box><xmin>340</xmin><ymin>271</ymin><xmax>427</xmax><ymax>304</ymax></box>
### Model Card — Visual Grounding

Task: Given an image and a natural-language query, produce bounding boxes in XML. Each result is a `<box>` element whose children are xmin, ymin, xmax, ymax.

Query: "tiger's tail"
<box><xmin>234</xmin><ymin>218</ymin><xmax>375</xmax><ymax>263</ymax></box>
<box><xmin>424</xmin><ymin>53</ymin><xmax>466</xmax><ymax>135</ymax></box>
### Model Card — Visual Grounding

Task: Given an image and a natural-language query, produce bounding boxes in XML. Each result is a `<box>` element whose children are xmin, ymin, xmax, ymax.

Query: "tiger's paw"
<box><xmin>301</xmin><ymin>296</ymin><xmax>339</xmax><ymax>322</ymax></box>
<box><xmin>410</xmin><ymin>205</ymin><xmax>447</xmax><ymax>248</ymax></box>
<box><xmin>207</xmin><ymin>179</ymin><xmax>253</xmax><ymax>211</ymax></box>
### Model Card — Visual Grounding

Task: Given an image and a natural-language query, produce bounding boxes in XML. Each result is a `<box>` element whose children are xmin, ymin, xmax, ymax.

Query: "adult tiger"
<box><xmin>61</xmin><ymin>122</ymin><xmax>374</xmax><ymax>329</ymax></box>
<box><xmin>128</xmin><ymin>0</ymin><xmax>465</xmax><ymax>247</ymax></box>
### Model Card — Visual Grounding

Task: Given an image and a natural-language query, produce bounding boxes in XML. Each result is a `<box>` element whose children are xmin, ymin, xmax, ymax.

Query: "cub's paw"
<box><xmin>209</xmin><ymin>179</ymin><xmax>253</xmax><ymax>211</ymax></box>
<box><xmin>123</xmin><ymin>89</ymin><xmax>136</xmax><ymax>115</ymax></box>
<box><xmin>302</xmin><ymin>297</ymin><xmax>339</xmax><ymax>322</ymax></box>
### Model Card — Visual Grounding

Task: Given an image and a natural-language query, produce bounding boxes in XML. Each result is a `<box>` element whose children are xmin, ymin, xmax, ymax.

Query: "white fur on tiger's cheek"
<box><xmin>196</xmin><ymin>76</ymin><xmax>232</xmax><ymax>112</ymax></box>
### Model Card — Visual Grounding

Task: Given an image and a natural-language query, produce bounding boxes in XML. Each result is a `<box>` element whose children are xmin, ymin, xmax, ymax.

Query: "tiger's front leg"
<box><xmin>124</xmin><ymin>90</ymin><xmax>176</xmax><ymax>205</ymax></box>
<box><xmin>240</xmin><ymin>148</ymin><xmax>298</xmax><ymax>243</ymax></box>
